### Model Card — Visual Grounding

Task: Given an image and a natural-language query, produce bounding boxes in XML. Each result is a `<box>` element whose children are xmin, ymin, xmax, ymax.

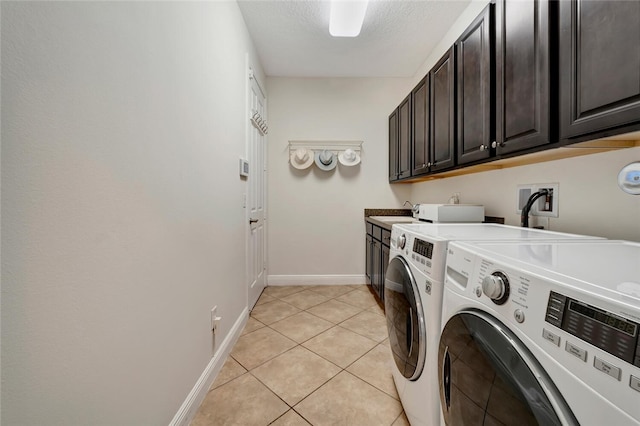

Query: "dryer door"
<box><xmin>384</xmin><ymin>256</ymin><xmax>426</xmax><ymax>380</ymax></box>
<box><xmin>438</xmin><ymin>311</ymin><xmax>578</xmax><ymax>426</ymax></box>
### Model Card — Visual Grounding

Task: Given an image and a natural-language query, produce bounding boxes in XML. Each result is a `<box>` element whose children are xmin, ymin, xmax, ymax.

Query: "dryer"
<box><xmin>384</xmin><ymin>224</ymin><xmax>603</xmax><ymax>426</ymax></box>
<box><xmin>439</xmin><ymin>239</ymin><xmax>640</xmax><ymax>425</ymax></box>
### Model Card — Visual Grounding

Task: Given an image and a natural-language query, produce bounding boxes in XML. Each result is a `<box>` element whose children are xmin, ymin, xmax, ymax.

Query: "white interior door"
<box><xmin>247</xmin><ymin>68</ymin><xmax>267</xmax><ymax>310</ymax></box>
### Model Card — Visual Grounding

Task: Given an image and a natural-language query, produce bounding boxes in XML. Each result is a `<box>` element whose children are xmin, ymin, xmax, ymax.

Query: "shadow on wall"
<box><xmin>289</xmin><ymin>163</ymin><xmax>361</xmax><ymax>180</ymax></box>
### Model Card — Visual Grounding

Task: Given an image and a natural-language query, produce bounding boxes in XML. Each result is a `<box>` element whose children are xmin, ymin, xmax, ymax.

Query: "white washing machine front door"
<box><xmin>438</xmin><ymin>310</ymin><xmax>578</xmax><ymax>426</ymax></box>
<box><xmin>385</xmin><ymin>256</ymin><xmax>427</xmax><ymax>380</ymax></box>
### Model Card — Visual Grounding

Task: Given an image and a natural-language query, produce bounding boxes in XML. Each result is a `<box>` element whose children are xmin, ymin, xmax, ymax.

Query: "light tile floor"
<box><xmin>191</xmin><ymin>284</ymin><xmax>410</xmax><ymax>426</ymax></box>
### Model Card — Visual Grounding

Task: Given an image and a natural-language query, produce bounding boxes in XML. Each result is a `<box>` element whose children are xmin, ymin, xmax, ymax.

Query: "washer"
<box><xmin>439</xmin><ymin>239</ymin><xmax>640</xmax><ymax>425</ymax></box>
<box><xmin>384</xmin><ymin>224</ymin><xmax>603</xmax><ymax>426</ymax></box>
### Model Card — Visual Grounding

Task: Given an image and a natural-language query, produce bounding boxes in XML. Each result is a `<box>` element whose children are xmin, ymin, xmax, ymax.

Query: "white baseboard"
<box><xmin>169</xmin><ymin>307</ymin><xmax>249</xmax><ymax>426</ymax></box>
<box><xmin>267</xmin><ymin>274</ymin><xmax>367</xmax><ymax>286</ymax></box>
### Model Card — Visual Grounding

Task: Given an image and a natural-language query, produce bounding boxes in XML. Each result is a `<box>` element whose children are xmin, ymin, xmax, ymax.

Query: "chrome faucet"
<box><xmin>403</xmin><ymin>201</ymin><xmax>420</xmax><ymax>216</ymax></box>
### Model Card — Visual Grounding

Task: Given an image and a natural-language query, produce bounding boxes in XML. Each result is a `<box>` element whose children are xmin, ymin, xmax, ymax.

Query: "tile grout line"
<box><xmin>246</xmin><ymin>285</ymin><xmax>399</xmax><ymax>425</ymax></box>
<box><xmin>259</xmin><ymin>301</ymin><xmax>396</xmax><ymax>401</ymax></box>
<box><xmin>196</xmin><ymin>285</ymin><xmax>404</xmax><ymax>426</ymax></box>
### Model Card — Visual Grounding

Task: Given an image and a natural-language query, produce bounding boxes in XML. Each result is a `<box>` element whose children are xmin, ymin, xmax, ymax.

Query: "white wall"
<box><xmin>1</xmin><ymin>2</ymin><xmax>264</xmax><ymax>424</ymax></box>
<box><xmin>267</xmin><ymin>78</ymin><xmax>411</xmax><ymax>281</ymax></box>
<box><xmin>410</xmin><ymin>147</ymin><xmax>640</xmax><ymax>241</ymax></box>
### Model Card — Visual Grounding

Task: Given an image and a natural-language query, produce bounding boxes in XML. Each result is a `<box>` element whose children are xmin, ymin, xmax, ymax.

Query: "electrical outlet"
<box><xmin>516</xmin><ymin>183</ymin><xmax>559</xmax><ymax>218</ymax></box>
<box><xmin>211</xmin><ymin>306</ymin><xmax>221</xmax><ymax>333</ymax></box>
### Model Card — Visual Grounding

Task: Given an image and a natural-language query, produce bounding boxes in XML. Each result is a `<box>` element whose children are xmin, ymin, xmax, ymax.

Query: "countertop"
<box><xmin>364</xmin><ymin>209</ymin><xmax>417</xmax><ymax>231</ymax></box>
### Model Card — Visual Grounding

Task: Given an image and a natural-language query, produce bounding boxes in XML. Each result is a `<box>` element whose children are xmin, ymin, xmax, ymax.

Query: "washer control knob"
<box><xmin>397</xmin><ymin>234</ymin><xmax>406</xmax><ymax>250</ymax></box>
<box><xmin>475</xmin><ymin>287</ymin><xmax>482</xmax><ymax>298</ymax></box>
<box><xmin>481</xmin><ymin>272</ymin><xmax>510</xmax><ymax>305</ymax></box>
<box><xmin>514</xmin><ymin>309</ymin><xmax>525</xmax><ymax>323</ymax></box>
<box><xmin>482</xmin><ymin>275</ymin><xmax>504</xmax><ymax>298</ymax></box>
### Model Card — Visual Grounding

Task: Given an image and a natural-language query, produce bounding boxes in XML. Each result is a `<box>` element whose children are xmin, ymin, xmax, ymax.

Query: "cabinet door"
<box><xmin>431</xmin><ymin>47</ymin><xmax>456</xmax><ymax>172</ymax></box>
<box><xmin>381</xmin><ymin>243</ymin><xmax>390</xmax><ymax>303</ymax></box>
<box><xmin>398</xmin><ymin>94</ymin><xmax>412</xmax><ymax>179</ymax></box>
<box><xmin>456</xmin><ymin>4</ymin><xmax>494</xmax><ymax>165</ymax></box>
<box><xmin>388</xmin><ymin>110</ymin><xmax>399</xmax><ymax>181</ymax></box>
<box><xmin>412</xmin><ymin>76</ymin><xmax>430</xmax><ymax>176</ymax></box>
<box><xmin>496</xmin><ymin>0</ymin><xmax>554</xmax><ymax>155</ymax></box>
<box><xmin>372</xmin><ymin>239</ymin><xmax>382</xmax><ymax>300</ymax></box>
<box><xmin>559</xmin><ymin>0</ymin><xmax>640</xmax><ymax>140</ymax></box>
<box><xmin>366</xmin><ymin>234</ymin><xmax>372</xmax><ymax>285</ymax></box>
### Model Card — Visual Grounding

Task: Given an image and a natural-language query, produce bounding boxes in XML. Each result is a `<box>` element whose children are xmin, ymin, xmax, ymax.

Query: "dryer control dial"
<box><xmin>397</xmin><ymin>234</ymin><xmax>406</xmax><ymax>250</ymax></box>
<box><xmin>482</xmin><ymin>272</ymin><xmax>510</xmax><ymax>305</ymax></box>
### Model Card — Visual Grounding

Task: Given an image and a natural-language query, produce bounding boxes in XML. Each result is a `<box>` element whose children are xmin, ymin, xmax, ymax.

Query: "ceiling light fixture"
<box><xmin>329</xmin><ymin>0</ymin><xmax>369</xmax><ymax>37</ymax></box>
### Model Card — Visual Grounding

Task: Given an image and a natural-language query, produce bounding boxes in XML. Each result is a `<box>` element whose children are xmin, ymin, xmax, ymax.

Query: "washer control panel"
<box><xmin>545</xmin><ymin>291</ymin><xmax>640</xmax><ymax>367</ymax></box>
<box><xmin>410</xmin><ymin>238</ymin><xmax>434</xmax><ymax>269</ymax></box>
<box><xmin>412</xmin><ymin>238</ymin><xmax>434</xmax><ymax>259</ymax></box>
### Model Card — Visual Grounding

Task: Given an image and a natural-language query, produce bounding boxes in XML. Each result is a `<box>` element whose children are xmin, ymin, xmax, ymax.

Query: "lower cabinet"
<box><xmin>381</xmin><ymin>243</ymin><xmax>390</xmax><ymax>301</ymax></box>
<box><xmin>366</xmin><ymin>223</ymin><xmax>390</xmax><ymax>304</ymax></box>
<box><xmin>365</xmin><ymin>233</ymin><xmax>373</xmax><ymax>283</ymax></box>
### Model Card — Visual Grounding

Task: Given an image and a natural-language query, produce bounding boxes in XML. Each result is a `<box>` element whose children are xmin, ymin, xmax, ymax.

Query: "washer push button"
<box><xmin>542</xmin><ymin>328</ymin><xmax>560</xmax><ymax>346</ymax></box>
<box><xmin>593</xmin><ymin>357</ymin><xmax>621</xmax><ymax>380</ymax></box>
<box><xmin>565</xmin><ymin>341</ymin><xmax>587</xmax><ymax>362</ymax></box>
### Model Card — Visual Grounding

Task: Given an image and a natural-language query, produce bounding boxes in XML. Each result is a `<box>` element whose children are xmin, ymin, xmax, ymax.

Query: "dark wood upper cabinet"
<box><xmin>388</xmin><ymin>109</ymin><xmax>399</xmax><ymax>181</ymax></box>
<box><xmin>431</xmin><ymin>47</ymin><xmax>456</xmax><ymax>172</ymax></box>
<box><xmin>412</xmin><ymin>76</ymin><xmax>430</xmax><ymax>176</ymax></box>
<box><xmin>456</xmin><ymin>4</ymin><xmax>495</xmax><ymax>165</ymax></box>
<box><xmin>559</xmin><ymin>0</ymin><xmax>640</xmax><ymax>141</ymax></box>
<box><xmin>496</xmin><ymin>0</ymin><xmax>556</xmax><ymax>155</ymax></box>
<box><xmin>398</xmin><ymin>94</ymin><xmax>412</xmax><ymax>179</ymax></box>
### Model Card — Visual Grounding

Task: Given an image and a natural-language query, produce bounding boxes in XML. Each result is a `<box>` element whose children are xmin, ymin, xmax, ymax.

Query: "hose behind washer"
<box><xmin>521</xmin><ymin>189</ymin><xmax>550</xmax><ymax>228</ymax></box>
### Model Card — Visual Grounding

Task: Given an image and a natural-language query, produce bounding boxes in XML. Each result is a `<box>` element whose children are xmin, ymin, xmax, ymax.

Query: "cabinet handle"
<box><xmin>491</xmin><ymin>141</ymin><xmax>497</xmax><ymax>149</ymax></box>
<box><xmin>427</xmin><ymin>162</ymin><xmax>432</xmax><ymax>167</ymax></box>
<box><xmin>249</xmin><ymin>218</ymin><xmax>258</xmax><ymax>224</ymax></box>
<box><xmin>479</xmin><ymin>144</ymin><xmax>486</xmax><ymax>151</ymax></box>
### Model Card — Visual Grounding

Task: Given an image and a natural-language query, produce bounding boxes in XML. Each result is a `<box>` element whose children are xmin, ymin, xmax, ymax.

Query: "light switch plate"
<box><xmin>239</xmin><ymin>158</ymin><xmax>249</xmax><ymax>177</ymax></box>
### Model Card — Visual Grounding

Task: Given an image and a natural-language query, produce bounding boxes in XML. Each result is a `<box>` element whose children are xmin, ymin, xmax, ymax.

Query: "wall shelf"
<box><xmin>288</xmin><ymin>140</ymin><xmax>363</xmax><ymax>157</ymax></box>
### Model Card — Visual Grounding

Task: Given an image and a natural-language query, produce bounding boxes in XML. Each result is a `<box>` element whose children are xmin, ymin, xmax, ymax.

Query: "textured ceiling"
<box><xmin>237</xmin><ymin>0</ymin><xmax>471</xmax><ymax>78</ymax></box>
